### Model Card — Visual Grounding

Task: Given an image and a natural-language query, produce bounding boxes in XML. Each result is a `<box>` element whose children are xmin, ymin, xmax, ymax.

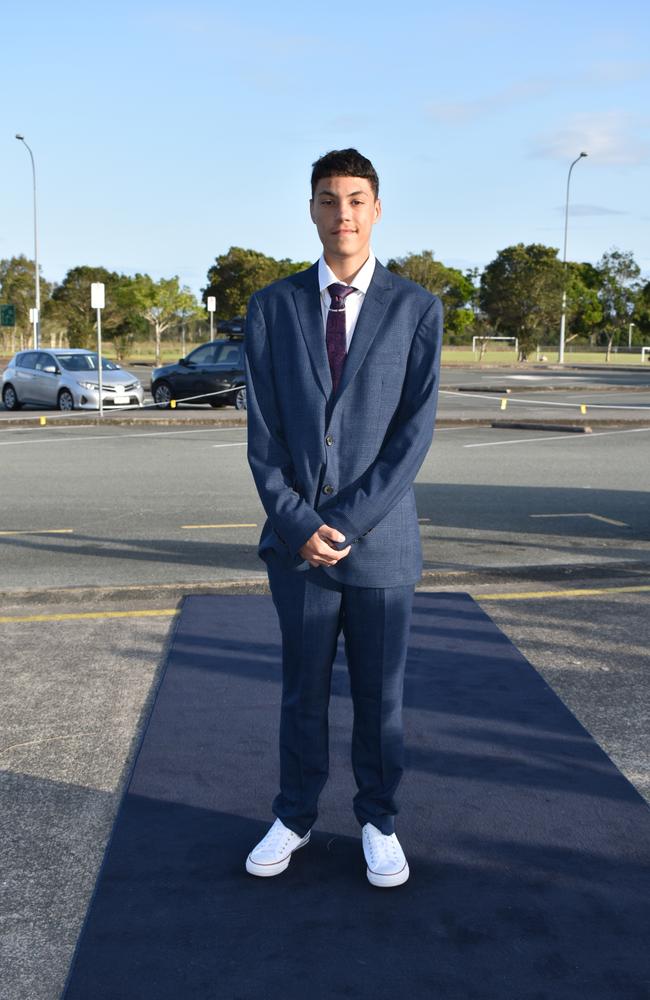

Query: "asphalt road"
<box><xmin>2</xmin><ymin>584</ymin><xmax>648</xmax><ymax>1000</ymax></box>
<box><xmin>2</xmin><ymin>366</ymin><xmax>649</xmax><ymax>1000</ymax></box>
<box><xmin>1</xmin><ymin>419</ymin><xmax>649</xmax><ymax>593</ymax></box>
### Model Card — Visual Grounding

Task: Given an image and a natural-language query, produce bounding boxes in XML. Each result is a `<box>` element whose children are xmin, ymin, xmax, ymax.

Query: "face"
<box><xmin>310</xmin><ymin>176</ymin><xmax>381</xmax><ymax>264</ymax></box>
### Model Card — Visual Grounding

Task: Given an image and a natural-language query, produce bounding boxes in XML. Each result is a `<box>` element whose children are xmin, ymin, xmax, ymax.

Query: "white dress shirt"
<box><xmin>318</xmin><ymin>251</ymin><xmax>376</xmax><ymax>351</ymax></box>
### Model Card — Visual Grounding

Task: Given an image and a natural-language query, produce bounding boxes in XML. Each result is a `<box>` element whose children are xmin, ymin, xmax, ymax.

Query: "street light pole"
<box><xmin>15</xmin><ymin>134</ymin><xmax>41</xmax><ymax>350</ymax></box>
<box><xmin>559</xmin><ymin>151</ymin><xmax>587</xmax><ymax>364</ymax></box>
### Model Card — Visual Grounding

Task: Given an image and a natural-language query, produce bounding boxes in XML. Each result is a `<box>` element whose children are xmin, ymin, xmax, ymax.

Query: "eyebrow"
<box><xmin>318</xmin><ymin>189</ymin><xmax>368</xmax><ymax>198</ymax></box>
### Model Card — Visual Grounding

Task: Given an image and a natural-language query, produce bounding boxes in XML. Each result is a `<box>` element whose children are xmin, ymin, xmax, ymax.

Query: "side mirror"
<box><xmin>43</xmin><ymin>365</ymin><xmax>58</xmax><ymax>374</ymax></box>
<box><xmin>179</xmin><ymin>357</ymin><xmax>188</xmax><ymax>366</ymax></box>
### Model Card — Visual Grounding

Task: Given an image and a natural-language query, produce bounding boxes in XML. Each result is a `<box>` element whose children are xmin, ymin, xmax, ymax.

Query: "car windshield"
<box><xmin>56</xmin><ymin>354</ymin><xmax>121</xmax><ymax>372</ymax></box>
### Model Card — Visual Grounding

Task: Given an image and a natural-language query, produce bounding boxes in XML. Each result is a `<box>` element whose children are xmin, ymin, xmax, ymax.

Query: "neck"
<box><xmin>324</xmin><ymin>249</ymin><xmax>371</xmax><ymax>286</ymax></box>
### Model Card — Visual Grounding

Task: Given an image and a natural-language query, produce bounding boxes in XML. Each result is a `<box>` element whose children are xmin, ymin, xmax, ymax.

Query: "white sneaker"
<box><xmin>362</xmin><ymin>823</ymin><xmax>410</xmax><ymax>887</ymax></box>
<box><xmin>245</xmin><ymin>818</ymin><xmax>311</xmax><ymax>877</ymax></box>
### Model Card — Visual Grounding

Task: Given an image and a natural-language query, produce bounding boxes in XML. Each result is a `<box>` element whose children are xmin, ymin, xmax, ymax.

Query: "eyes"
<box><xmin>319</xmin><ymin>198</ymin><xmax>365</xmax><ymax>207</ymax></box>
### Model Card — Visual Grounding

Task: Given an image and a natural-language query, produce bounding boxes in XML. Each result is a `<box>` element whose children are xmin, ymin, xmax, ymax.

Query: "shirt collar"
<box><xmin>318</xmin><ymin>250</ymin><xmax>376</xmax><ymax>295</ymax></box>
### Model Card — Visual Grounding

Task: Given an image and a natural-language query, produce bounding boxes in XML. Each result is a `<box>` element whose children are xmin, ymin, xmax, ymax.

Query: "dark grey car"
<box><xmin>151</xmin><ymin>339</ymin><xmax>246</xmax><ymax>409</ymax></box>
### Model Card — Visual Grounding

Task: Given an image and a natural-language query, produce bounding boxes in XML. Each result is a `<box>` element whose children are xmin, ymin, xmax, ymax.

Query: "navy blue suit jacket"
<box><xmin>244</xmin><ymin>259</ymin><xmax>442</xmax><ymax>587</ymax></box>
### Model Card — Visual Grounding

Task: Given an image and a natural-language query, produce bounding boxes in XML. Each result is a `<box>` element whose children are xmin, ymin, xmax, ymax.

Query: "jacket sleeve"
<box><xmin>318</xmin><ymin>296</ymin><xmax>443</xmax><ymax>546</ymax></box>
<box><xmin>244</xmin><ymin>292</ymin><xmax>325</xmax><ymax>557</ymax></box>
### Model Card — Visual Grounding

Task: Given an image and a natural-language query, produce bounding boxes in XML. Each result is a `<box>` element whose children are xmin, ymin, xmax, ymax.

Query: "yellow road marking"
<box><xmin>1</xmin><ymin>583</ymin><xmax>649</xmax><ymax>624</ymax></box>
<box><xmin>0</xmin><ymin>609</ymin><xmax>178</xmax><ymax>624</ymax></box>
<box><xmin>477</xmin><ymin>584</ymin><xmax>650</xmax><ymax>601</ymax></box>
<box><xmin>181</xmin><ymin>523</ymin><xmax>258</xmax><ymax>529</ymax></box>
<box><xmin>0</xmin><ymin>528</ymin><xmax>74</xmax><ymax>536</ymax></box>
<box><xmin>529</xmin><ymin>513</ymin><xmax>628</xmax><ymax>527</ymax></box>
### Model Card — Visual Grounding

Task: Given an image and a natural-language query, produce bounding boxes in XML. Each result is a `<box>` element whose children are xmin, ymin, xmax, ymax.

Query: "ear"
<box><xmin>374</xmin><ymin>198</ymin><xmax>382</xmax><ymax>223</ymax></box>
<box><xmin>309</xmin><ymin>198</ymin><xmax>316</xmax><ymax>224</ymax></box>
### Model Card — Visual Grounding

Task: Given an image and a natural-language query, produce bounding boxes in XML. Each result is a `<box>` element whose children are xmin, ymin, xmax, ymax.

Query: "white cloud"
<box><xmin>532</xmin><ymin>112</ymin><xmax>649</xmax><ymax>165</ymax></box>
<box><xmin>426</xmin><ymin>61</ymin><xmax>650</xmax><ymax>126</ymax></box>
<box><xmin>427</xmin><ymin>78</ymin><xmax>554</xmax><ymax>123</ymax></box>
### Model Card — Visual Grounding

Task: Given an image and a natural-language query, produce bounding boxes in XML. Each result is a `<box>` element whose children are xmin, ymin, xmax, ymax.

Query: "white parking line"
<box><xmin>464</xmin><ymin>426</ymin><xmax>650</xmax><ymax>448</ymax></box>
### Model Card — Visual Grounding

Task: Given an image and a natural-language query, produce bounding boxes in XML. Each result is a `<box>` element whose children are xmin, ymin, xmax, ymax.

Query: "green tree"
<box><xmin>479</xmin><ymin>243</ymin><xmax>564</xmax><ymax>360</ymax></box>
<box><xmin>0</xmin><ymin>255</ymin><xmax>53</xmax><ymax>350</ymax></box>
<box><xmin>632</xmin><ymin>279</ymin><xmax>650</xmax><ymax>342</ymax></box>
<box><xmin>386</xmin><ymin>250</ymin><xmax>475</xmax><ymax>340</ymax></box>
<box><xmin>50</xmin><ymin>266</ymin><xmax>124</xmax><ymax>348</ymax></box>
<box><xmin>594</xmin><ymin>248</ymin><xmax>642</xmax><ymax>361</ymax></box>
<box><xmin>110</xmin><ymin>278</ymin><xmax>150</xmax><ymax>360</ymax></box>
<box><xmin>203</xmin><ymin>247</ymin><xmax>311</xmax><ymax>319</ymax></box>
<box><xmin>564</xmin><ymin>262</ymin><xmax>603</xmax><ymax>346</ymax></box>
<box><xmin>131</xmin><ymin>274</ymin><xmax>199</xmax><ymax>365</ymax></box>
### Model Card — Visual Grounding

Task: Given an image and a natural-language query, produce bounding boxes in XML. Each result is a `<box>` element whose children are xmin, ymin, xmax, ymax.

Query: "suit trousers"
<box><xmin>265</xmin><ymin>549</ymin><xmax>414</xmax><ymax>837</ymax></box>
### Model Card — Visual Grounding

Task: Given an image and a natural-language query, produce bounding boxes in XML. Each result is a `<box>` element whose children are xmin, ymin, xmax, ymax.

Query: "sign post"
<box><xmin>29</xmin><ymin>308</ymin><xmax>39</xmax><ymax>349</ymax></box>
<box><xmin>91</xmin><ymin>283</ymin><xmax>106</xmax><ymax>417</ymax></box>
<box><xmin>207</xmin><ymin>296</ymin><xmax>216</xmax><ymax>339</ymax></box>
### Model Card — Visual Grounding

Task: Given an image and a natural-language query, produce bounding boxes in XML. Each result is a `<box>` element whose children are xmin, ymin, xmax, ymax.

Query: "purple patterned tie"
<box><xmin>326</xmin><ymin>282</ymin><xmax>354</xmax><ymax>394</ymax></box>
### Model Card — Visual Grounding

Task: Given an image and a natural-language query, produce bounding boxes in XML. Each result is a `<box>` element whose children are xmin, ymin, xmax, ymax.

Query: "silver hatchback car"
<box><xmin>2</xmin><ymin>349</ymin><xmax>145</xmax><ymax>411</ymax></box>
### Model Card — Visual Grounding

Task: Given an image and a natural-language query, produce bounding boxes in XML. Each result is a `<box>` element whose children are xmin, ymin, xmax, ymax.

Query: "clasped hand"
<box><xmin>299</xmin><ymin>524</ymin><xmax>351</xmax><ymax>567</ymax></box>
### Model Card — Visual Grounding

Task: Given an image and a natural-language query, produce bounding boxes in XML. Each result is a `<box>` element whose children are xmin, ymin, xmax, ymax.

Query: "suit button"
<box><xmin>322</xmin><ymin>484</ymin><xmax>334</xmax><ymax>495</ymax></box>
<box><xmin>325</xmin><ymin>434</ymin><xmax>334</xmax><ymax>446</ymax></box>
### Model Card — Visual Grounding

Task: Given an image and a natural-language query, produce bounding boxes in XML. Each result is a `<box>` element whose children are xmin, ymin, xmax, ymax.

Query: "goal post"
<box><xmin>641</xmin><ymin>347</ymin><xmax>650</xmax><ymax>362</ymax></box>
<box><xmin>472</xmin><ymin>335</ymin><xmax>519</xmax><ymax>355</ymax></box>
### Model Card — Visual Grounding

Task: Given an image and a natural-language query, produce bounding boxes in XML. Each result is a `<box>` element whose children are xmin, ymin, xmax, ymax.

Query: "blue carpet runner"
<box><xmin>63</xmin><ymin>593</ymin><xmax>650</xmax><ymax>1000</ymax></box>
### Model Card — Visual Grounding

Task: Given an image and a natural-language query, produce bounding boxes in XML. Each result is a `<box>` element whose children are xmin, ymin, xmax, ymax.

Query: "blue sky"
<box><xmin>3</xmin><ymin>0</ymin><xmax>649</xmax><ymax>299</ymax></box>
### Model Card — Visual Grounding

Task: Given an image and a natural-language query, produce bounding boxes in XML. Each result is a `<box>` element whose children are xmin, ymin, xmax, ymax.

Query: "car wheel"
<box><xmin>58</xmin><ymin>389</ymin><xmax>74</xmax><ymax>411</ymax></box>
<box><xmin>234</xmin><ymin>386</ymin><xmax>247</xmax><ymax>411</ymax></box>
<box><xmin>153</xmin><ymin>381</ymin><xmax>173</xmax><ymax>408</ymax></box>
<box><xmin>2</xmin><ymin>385</ymin><xmax>21</xmax><ymax>410</ymax></box>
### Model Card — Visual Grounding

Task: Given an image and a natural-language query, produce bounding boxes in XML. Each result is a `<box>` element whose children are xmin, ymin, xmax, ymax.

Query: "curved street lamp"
<box><xmin>558</xmin><ymin>151</ymin><xmax>587</xmax><ymax>363</ymax></box>
<box><xmin>15</xmin><ymin>133</ymin><xmax>41</xmax><ymax>350</ymax></box>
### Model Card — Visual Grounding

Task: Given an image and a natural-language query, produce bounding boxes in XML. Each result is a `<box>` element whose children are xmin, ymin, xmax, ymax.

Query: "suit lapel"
<box><xmin>290</xmin><ymin>259</ymin><xmax>394</xmax><ymax>404</ymax></box>
<box><xmin>335</xmin><ymin>261</ymin><xmax>392</xmax><ymax>401</ymax></box>
<box><xmin>292</xmin><ymin>264</ymin><xmax>332</xmax><ymax>400</ymax></box>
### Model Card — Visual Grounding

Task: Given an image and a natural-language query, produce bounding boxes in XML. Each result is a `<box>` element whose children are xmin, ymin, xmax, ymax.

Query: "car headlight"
<box><xmin>79</xmin><ymin>381</ymin><xmax>99</xmax><ymax>390</ymax></box>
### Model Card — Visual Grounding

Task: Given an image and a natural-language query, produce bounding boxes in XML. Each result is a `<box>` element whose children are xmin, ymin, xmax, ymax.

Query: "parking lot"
<box><xmin>1</xmin><ymin>364</ymin><xmax>649</xmax><ymax>1000</ymax></box>
<box><xmin>0</xmin><ymin>417</ymin><xmax>649</xmax><ymax>593</ymax></box>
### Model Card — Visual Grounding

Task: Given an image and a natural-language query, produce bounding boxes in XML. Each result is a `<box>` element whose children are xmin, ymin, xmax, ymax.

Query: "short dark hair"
<box><xmin>311</xmin><ymin>148</ymin><xmax>379</xmax><ymax>199</ymax></box>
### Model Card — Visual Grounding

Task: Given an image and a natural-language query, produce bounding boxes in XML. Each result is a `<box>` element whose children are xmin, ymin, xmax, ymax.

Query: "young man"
<box><xmin>244</xmin><ymin>149</ymin><xmax>442</xmax><ymax>887</ymax></box>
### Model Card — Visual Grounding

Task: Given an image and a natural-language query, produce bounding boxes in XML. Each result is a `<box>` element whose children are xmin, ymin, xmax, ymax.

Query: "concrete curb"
<box><xmin>0</xmin><ymin>413</ymin><xmax>248</xmax><ymax>429</ymax></box>
<box><xmin>1</xmin><ymin>561</ymin><xmax>648</xmax><ymax>607</ymax></box>
<box><xmin>1</xmin><ymin>413</ymin><xmax>649</xmax><ymax>430</ymax></box>
<box><xmin>453</xmin><ymin>383</ymin><xmax>650</xmax><ymax>394</ymax></box>
<box><xmin>491</xmin><ymin>421</ymin><xmax>592</xmax><ymax>433</ymax></box>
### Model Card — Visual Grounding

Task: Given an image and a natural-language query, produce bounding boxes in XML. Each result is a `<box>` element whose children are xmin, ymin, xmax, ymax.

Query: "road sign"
<box><xmin>0</xmin><ymin>304</ymin><xmax>16</xmax><ymax>326</ymax></box>
<box><xmin>91</xmin><ymin>283</ymin><xmax>105</xmax><ymax>309</ymax></box>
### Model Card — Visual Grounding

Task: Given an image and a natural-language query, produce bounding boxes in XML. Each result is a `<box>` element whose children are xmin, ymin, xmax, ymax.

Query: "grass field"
<box><xmin>2</xmin><ymin>340</ymin><xmax>647</xmax><ymax>369</ymax></box>
<box><xmin>441</xmin><ymin>348</ymin><xmax>648</xmax><ymax>366</ymax></box>
<box><xmin>117</xmin><ymin>342</ymin><xmax>649</xmax><ymax>368</ymax></box>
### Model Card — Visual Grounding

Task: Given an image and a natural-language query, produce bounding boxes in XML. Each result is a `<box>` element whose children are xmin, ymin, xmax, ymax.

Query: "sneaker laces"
<box><xmin>365</xmin><ymin>826</ymin><xmax>402</xmax><ymax>865</ymax></box>
<box><xmin>258</xmin><ymin>820</ymin><xmax>297</xmax><ymax>853</ymax></box>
